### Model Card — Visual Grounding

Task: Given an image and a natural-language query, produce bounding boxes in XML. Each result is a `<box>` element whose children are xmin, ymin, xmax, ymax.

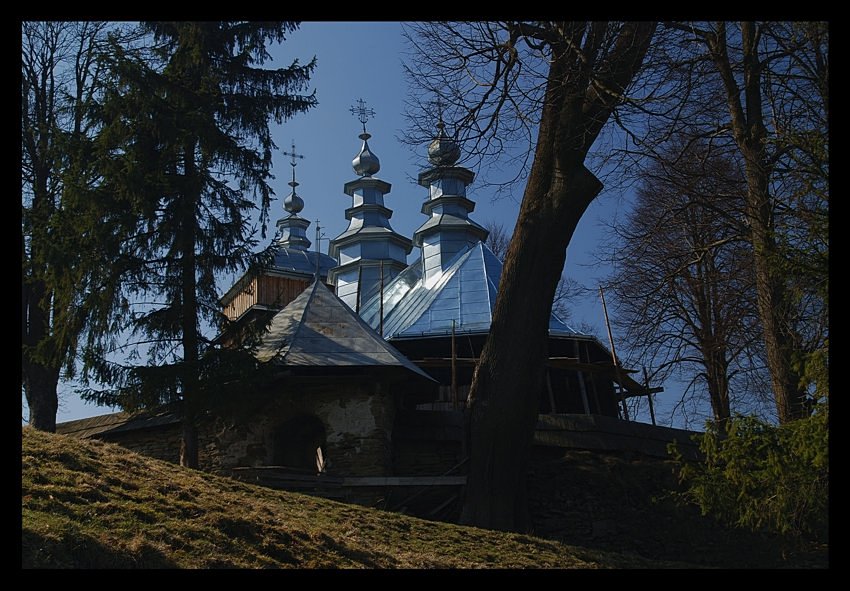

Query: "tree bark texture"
<box><xmin>22</xmin><ymin>121</ymin><xmax>61</xmax><ymax>433</ymax></box>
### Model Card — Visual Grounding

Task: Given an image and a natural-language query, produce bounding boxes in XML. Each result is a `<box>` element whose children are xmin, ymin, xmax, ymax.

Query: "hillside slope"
<box><xmin>22</xmin><ymin>428</ymin><xmax>691</xmax><ymax>569</ymax></box>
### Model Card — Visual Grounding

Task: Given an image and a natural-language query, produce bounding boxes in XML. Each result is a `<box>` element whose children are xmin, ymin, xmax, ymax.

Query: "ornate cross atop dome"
<box><xmin>282</xmin><ymin>139</ymin><xmax>306</xmax><ymax>214</ymax></box>
<box><xmin>350</xmin><ymin>98</ymin><xmax>380</xmax><ymax>177</ymax></box>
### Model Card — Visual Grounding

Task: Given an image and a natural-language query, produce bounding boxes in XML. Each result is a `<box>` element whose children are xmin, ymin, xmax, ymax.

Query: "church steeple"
<box><xmin>413</xmin><ymin>112</ymin><xmax>488</xmax><ymax>284</ymax></box>
<box><xmin>328</xmin><ymin>99</ymin><xmax>413</xmax><ymax>311</ymax></box>
<box><xmin>275</xmin><ymin>140</ymin><xmax>311</xmax><ymax>250</ymax></box>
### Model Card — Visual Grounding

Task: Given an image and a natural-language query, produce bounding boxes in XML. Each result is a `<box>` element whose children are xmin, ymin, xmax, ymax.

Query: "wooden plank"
<box><xmin>342</xmin><ymin>476</ymin><xmax>467</xmax><ymax>487</ymax></box>
<box><xmin>230</xmin><ymin>468</ymin><xmax>466</xmax><ymax>488</ymax></box>
<box><xmin>572</xmin><ymin>340</ymin><xmax>591</xmax><ymax>415</ymax></box>
<box><xmin>546</xmin><ymin>369</ymin><xmax>557</xmax><ymax>414</ymax></box>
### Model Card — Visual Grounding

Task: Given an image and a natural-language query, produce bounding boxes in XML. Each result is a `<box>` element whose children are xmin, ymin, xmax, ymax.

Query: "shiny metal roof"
<box><xmin>254</xmin><ymin>280</ymin><xmax>433</xmax><ymax>380</ymax></box>
<box><xmin>359</xmin><ymin>242</ymin><xmax>579</xmax><ymax>339</ymax></box>
<box><xmin>270</xmin><ymin>247</ymin><xmax>337</xmax><ymax>279</ymax></box>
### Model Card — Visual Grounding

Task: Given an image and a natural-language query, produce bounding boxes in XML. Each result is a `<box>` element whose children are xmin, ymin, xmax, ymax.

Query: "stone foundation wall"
<box><xmin>99</xmin><ymin>423</ymin><xmax>226</xmax><ymax>469</ymax></box>
<box><xmin>101</xmin><ymin>426</ymin><xmax>182</xmax><ymax>464</ymax></box>
<box><xmin>95</xmin><ymin>382</ymin><xmax>397</xmax><ymax>480</ymax></box>
<box><xmin>199</xmin><ymin>384</ymin><xmax>395</xmax><ymax>477</ymax></box>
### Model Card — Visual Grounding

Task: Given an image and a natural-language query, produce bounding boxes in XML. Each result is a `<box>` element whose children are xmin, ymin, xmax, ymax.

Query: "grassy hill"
<box><xmin>22</xmin><ymin>428</ymin><xmax>697</xmax><ymax>569</ymax></box>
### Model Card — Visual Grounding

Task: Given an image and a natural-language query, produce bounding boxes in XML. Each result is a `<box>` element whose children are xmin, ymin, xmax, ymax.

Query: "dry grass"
<box><xmin>22</xmin><ymin>428</ymin><xmax>694</xmax><ymax>569</ymax></box>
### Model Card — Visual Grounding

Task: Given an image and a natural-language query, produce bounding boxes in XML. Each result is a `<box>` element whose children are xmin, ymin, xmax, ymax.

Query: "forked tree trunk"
<box><xmin>459</xmin><ymin>21</ymin><xmax>656</xmax><ymax>532</ymax></box>
<box><xmin>461</xmin><ymin>51</ymin><xmax>603</xmax><ymax>532</ymax></box>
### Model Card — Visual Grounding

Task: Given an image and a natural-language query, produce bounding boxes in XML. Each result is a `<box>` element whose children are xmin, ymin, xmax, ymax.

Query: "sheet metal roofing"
<box><xmin>270</xmin><ymin>247</ymin><xmax>337</xmax><ymax>279</ymax></box>
<box><xmin>359</xmin><ymin>242</ymin><xmax>579</xmax><ymax>340</ymax></box>
<box><xmin>254</xmin><ymin>280</ymin><xmax>433</xmax><ymax>380</ymax></box>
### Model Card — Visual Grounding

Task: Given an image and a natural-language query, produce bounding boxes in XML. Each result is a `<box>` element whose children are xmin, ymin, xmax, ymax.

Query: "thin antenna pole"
<box><xmin>451</xmin><ymin>319</ymin><xmax>458</xmax><ymax>410</ymax></box>
<box><xmin>600</xmin><ymin>285</ymin><xmax>630</xmax><ymax>421</ymax></box>
<box><xmin>355</xmin><ymin>266</ymin><xmax>363</xmax><ymax>314</ymax></box>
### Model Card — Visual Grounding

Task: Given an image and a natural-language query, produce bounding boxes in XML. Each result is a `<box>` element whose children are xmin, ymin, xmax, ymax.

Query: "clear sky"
<box><xmin>29</xmin><ymin>21</ymin><xmax>688</xmax><ymax>428</ymax></box>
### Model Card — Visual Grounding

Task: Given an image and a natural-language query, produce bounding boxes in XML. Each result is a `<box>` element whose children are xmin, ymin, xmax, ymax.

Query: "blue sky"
<box><xmin>33</xmin><ymin>21</ymin><xmax>685</xmax><ymax>427</ymax></box>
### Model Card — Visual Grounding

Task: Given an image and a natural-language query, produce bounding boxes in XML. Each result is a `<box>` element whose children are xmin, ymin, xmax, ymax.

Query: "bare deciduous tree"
<box><xmin>644</xmin><ymin>22</ymin><xmax>828</xmax><ymax>422</ymax></box>
<box><xmin>22</xmin><ymin>21</ymin><xmax>113</xmax><ymax>431</ymax></box>
<box><xmin>604</xmin><ymin>140</ymin><xmax>771</xmax><ymax>426</ymax></box>
<box><xmin>405</xmin><ymin>21</ymin><xmax>657</xmax><ymax>531</ymax></box>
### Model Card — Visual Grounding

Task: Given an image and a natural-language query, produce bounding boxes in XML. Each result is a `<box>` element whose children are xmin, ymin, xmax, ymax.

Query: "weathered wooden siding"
<box><xmin>224</xmin><ymin>275</ymin><xmax>336</xmax><ymax>321</ymax></box>
<box><xmin>224</xmin><ymin>277</ymin><xmax>258</xmax><ymax>321</ymax></box>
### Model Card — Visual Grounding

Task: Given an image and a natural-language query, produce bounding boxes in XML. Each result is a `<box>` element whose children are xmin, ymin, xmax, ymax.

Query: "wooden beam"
<box><xmin>573</xmin><ymin>340</ymin><xmax>591</xmax><ymax>415</ymax></box>
<box><xmin>451</xmin><ymin>320</ymin><xmax>458</xmax><ymax>410</ymax></box>
<box><xmin>342</xmin><ymin>476</ymin><xmax>467</xmax><ymax>487</ymax></box>
<box><xmin>546</xmin><ymin>369</ymin><xmax>557</xmax><ymax>414</ymax></box>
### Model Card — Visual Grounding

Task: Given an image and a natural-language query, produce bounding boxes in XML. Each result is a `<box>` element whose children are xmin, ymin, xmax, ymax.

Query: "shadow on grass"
<box><xmin>22</xmin><ymin>527</ymin><xmax>178</xmax><ymax>569</ymax></box>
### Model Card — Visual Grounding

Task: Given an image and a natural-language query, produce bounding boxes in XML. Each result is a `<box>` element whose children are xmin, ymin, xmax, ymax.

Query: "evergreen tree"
<box><xmin>83</xmin><ymin>22</ymin><xmax>316</xmax><ymax>467</ymax></box>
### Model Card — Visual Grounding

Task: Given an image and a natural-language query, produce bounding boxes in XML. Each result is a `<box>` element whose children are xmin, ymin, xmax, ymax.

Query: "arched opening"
<box><xmin>271</xmin><ymin>415</ymin><xmax>327</xmax><ymax>474</ymax></box>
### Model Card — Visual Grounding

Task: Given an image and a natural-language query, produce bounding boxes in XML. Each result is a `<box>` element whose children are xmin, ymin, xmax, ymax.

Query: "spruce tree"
<box><xmin>84</xmin><ymin>22</ymin><xmax>316</xmax><ymax>467</ymax></box>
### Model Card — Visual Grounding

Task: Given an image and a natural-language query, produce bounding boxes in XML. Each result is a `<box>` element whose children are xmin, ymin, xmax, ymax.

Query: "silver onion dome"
<box><xmin>284</xmin><ymin>190</ymin><xmax>304</xmax><ymax>214</ymax></box>
<box><xmin>428</xmin><ymin>120</ymin><xmax>460</xmax><ymax>166</ymax></box>
<box><xmin>284</xmin><ymin>163</ymin><xmax>304</xmax><ymax>214</ymax></box>
<box><xmin>352</xmin><ymin>131</ymin><xmax>381</xmax><ymax>177</ymax></box>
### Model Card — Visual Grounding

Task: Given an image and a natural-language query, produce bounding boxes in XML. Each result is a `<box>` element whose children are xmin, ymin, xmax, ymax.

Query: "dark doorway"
<box><xmin>271</xmin><ymin>415</ymin><xmax>327</xmax><ymax>474</ymax></box>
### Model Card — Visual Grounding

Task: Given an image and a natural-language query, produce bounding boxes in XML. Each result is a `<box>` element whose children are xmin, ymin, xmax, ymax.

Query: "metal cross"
<box><xmin>282</xmin><ymin>139</ymin><xmax>305</xmax><ymax>168</ymax></box>
<box><xmin>434</xmin><ymin>97</ymin><xmax>444</xmax><ymax>123</ymax></box>
<box><xmin>349</xmin><ymin>98</ymin><xmax>376</xmax><ymax>133</ymax></box>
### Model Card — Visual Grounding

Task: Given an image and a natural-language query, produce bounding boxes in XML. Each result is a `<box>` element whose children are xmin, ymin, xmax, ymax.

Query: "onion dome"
<box><xmin>427</xmin><ymin>118</ymin><xmax>460</xmax><ymax>166</ymax></box>
<box><xmin>352</xmin><ymin>131</ymin><xmax>381</xmax><ymax>177</ymax></box>
<box><xmin>284</xmin><ymin>176</ymin><xmax>304</xmax><ymax>214</ymax></box>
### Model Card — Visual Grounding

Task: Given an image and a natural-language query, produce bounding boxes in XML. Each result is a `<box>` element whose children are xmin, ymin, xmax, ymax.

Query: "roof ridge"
<box><xmin>262</xmin><ymin>280</ymin><xmax>316</xmax><ymax>363</ymax></box>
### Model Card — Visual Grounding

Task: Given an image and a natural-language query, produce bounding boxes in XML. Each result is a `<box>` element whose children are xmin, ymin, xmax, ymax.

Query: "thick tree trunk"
<box><xmin>461</xmin><ymin>163</ymin><xmax>603</xmax><ymax>531</ymax></box>
<box><xmin>23</xmin><ymin>121</ymin><xmax>61</xmax><ymax>431</ymax></box>
<box><xmin>24</xmin><ymin>360</ymin><xmax>60</xmax><ymax>432</ymax></box>
<box><xmin>23</xmin><ymin>233</ymin><xmax>61</xmax><ymax>433</ymax></box>
<box><xmin>746</xmin><ymin>183</ymin><xmax>806</xmax><ymax>422</ymax></box>
<box><xmin>738</xmin><ymin>26</ymin><xmax>805</xmax><ymax>422</ymax></box>
<box><xmin>459</xmin><ymin>22</ymin><xmax>655</xmax><ymax>532</ymax></box>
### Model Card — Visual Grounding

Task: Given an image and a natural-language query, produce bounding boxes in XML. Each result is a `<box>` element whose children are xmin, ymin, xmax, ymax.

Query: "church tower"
<box><xmin>412</xmin><ymin>116</ymin><xmax>489</xmax><ymax>284</ymax></box>
<box><xmin>328</xmin><ymin>99</ymin><xmax>412</xmax><ymax>310</ymax></box>
<box><xmin>220</xmin><ymin>141</ymin><xmax>336</xmax><ymax>331</ymax></box>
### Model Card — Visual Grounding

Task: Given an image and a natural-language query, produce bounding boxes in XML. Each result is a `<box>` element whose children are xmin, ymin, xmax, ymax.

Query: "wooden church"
<box><xmin>58</xmin><ymin>103</ymin><xmax>683</xmax><ymax>517</ymax></box>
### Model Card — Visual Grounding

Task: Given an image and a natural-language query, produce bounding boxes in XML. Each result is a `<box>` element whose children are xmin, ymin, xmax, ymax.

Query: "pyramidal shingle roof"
<box><xmin>254</xmin><ymin>280</ymin><xmax>433</xmax><ymax>380</ymax></box>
